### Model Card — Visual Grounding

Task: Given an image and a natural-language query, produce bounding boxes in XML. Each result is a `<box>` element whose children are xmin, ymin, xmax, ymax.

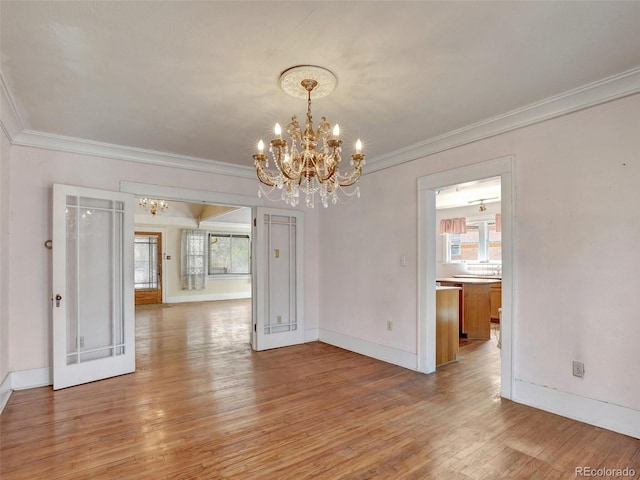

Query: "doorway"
<box><xmin>134</xmin><ymin>231</ymin><xmax>163</xmax><ymax>305</ymax></box>
<box><xmin>417</xmin><ymin>156</ymin><xmax>514</xmax><ymax>399</ymax></box>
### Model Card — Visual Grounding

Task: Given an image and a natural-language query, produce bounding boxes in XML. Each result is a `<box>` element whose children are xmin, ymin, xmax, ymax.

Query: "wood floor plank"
<box><xmin>1</xmin><ymin>299</ymin><xmax>639</xmax><ymax>479</ymax></box>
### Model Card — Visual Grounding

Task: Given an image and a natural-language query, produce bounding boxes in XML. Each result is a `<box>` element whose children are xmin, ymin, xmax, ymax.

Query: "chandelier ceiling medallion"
<box><xmin>253</xmin><ymin>65</ymin><xmax>365</xmax><ymax>208</ymax></box>
<box><xmin>138</xmin><ymin>198</ymin><xmax>168</xmax><ymax>216</ymax></box>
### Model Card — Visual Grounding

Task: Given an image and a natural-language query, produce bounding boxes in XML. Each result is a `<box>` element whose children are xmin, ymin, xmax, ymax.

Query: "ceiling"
<box><xmin>436</xmin><ymin>176</ymin><xmax>501</xmax><ymax>210</ymax></box>
<box><xmin>2</xmin><ymin>1</ymin><xmax>640</xmax><ymax>173</ymax></box>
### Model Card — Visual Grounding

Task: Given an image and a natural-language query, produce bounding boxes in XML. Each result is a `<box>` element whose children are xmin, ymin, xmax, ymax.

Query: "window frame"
<box><xmin>207</xmin><ymin>232</ymin><xmax>251</xmax><ymax>278</ymax></box>
<box><xmin>444</xmin><ymin>220</ymin><xmax>501</xmax><ymax>264</ymax></box>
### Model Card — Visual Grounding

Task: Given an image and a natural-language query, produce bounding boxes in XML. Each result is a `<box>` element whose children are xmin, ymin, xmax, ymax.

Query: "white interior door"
<box><xmin>52</xmin><ymin>184</ymin><xmax>135</xmax><ymax>390</ymax></box>
<box><xmin>252</xmin><ymin>207</ymin><xmax>304</xmax><ymax>351</ymax></box>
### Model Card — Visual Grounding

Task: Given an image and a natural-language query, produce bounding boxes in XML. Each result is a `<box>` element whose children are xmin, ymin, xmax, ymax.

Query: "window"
<box><xmin>208</xmin><ymin>234</ymin><xmax>250</xmax><ymax>275</ymax></box>
<box><xmin>445</xmin><ymin>221</ymin><xmax>501</xmax><ymax>263</ymax></box>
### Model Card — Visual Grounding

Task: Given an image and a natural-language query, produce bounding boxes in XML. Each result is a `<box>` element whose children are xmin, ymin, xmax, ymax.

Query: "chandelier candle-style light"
<box><xmin>253</xmin><ymin>65</ymin><xmax>365</xmax><ymax>208</ymax></box>
<box><xmin>138</xmin><ymin>198</ymin><xmax>168</xmax><ymax>216</ymax></box>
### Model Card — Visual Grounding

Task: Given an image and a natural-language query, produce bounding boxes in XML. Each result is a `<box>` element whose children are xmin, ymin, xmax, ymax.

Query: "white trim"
<box><xmin>417</xmin><ymin>156</ymin><xmax>515</xmax><ymax>400</ymax></box>
<box><xmin>367</xmin><ymin>67</ymin><xmax>640</xmax><ymax>173</ymax></box>
<box><xmin>514</xmin><ymin>379</ymin><xmax>640</xmax><ymax>440</ymax></box>
<box><xmin>304</xmin><ymin>328</ymin><xmax>319</xmax><ymax>343</ymax></box>
<box><xmin>10</xmin><ymin>367</ymin><xmax>52</xmax><ymax>390</ymax></box>
<box><xmin>0</xmin><ymin>368</ymin><xmax>54</xmax><ymax>415</ymax></box>
<box><xmin>0</xmin><ymin>372</ymin><xmax>12</xmax><ymax>414</ymax></box>
<box><xmin>319</xmin><ymin>328</ymin><xmax>417</xmax><ymax>371</ymax></box>
<box><xmin>10</xmin><ymin>130</ymin><xmax>256</xmax><ymax>179</ymax></box>
<box><xmin>165</xmin><ymin>292</ymin><xmax>251</xmax><ymax>304</ymax></box>
<box><xmin>0</xmin><ymin>71</ymin><xmax>24</xmax><ymax>140</ymax></box>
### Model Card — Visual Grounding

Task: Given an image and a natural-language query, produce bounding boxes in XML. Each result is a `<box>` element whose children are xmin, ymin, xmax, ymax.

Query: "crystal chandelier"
<box><xmin>138</xmin><ymin>198</ymin><xmax>168</xmax><ymax>216</ymax></box>
<box><xmin>253</xmin><ymin>66</ymin><xmax>365</xmax><ymax>208</ymax></box>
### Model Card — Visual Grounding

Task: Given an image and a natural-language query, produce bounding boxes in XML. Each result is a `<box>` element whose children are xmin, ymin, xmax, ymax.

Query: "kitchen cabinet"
<box><xmin>437</xmin><ymin>277</ymin><xmax>501</xmax><ymax>340</ymax></box>
<box><xmin>490</xmin><ymin>282</ymin><xmax>502</xmax><ymax>322</ymax></box>
<box><xmin>436</xmin><ymin>287</ymin><xmax>460</xmax><ymax>366</ymax></box>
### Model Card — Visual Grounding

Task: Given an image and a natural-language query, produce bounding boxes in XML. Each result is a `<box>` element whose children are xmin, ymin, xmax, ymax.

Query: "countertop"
<box><xmin>437</xmin><ymin>277</ymin><xmax>502</xmax><ymax>285</ymax></box>
<box><xmin>436</xmin><ymin>285</ymin><xmax>462</xmax><ymax>291</ymax></box>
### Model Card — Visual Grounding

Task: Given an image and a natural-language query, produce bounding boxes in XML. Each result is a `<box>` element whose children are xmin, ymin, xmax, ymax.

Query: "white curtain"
<box><xmin>181</xmin><ymin>229</ymin><xmax>208</xmax><ymax>290</ymax></box>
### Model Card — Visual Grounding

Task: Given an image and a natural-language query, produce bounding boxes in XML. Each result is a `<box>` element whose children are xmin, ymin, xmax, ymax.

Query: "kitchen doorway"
<box><xmin>417</xmin><ymin>156</ymin><xmax>514</xmax><ymax>400</ymax></box>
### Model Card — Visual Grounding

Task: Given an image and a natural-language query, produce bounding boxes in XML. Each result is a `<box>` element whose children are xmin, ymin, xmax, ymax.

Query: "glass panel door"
<box><xmin>52</xmin><ymin>185</ymin><xmax>135</xmax><ymax>390</ymax></box>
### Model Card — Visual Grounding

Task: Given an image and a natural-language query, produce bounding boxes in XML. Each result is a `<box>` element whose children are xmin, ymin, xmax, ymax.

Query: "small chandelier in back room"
<box><xmin>253</xmin><ymin>65</ymin><xmax>365</xmax><ymax>208</ymax></box>
<box><xmin>138</xmin><ymin>198</ymin><xmax>168</xmax><ymax>216</ymax></box>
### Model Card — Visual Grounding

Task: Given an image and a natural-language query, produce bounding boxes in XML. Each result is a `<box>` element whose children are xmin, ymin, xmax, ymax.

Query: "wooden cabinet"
<box><xmin>436</xmin><ymin>287</ymin><xmax>460</xmax><ymax>366</ymax></box>
<box><xmin>490</xmin><ymin>282</ymin><xmax>502</xmax><ymax>322</ymax></box>
<box><xmin>437</xmin><ymin>277</ymin><xmax>501</xmax><ymax>340</ymax></box>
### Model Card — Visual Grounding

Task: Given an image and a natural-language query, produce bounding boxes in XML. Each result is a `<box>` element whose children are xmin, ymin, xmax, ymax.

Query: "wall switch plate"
<box><xmin>387</xmin><ymin>321</ymin><xmax>393</xmax><ymax>331</ymax></box>
<box><xmin>572</xmin><ymin>361</ymin><xmax>584</xmax><ymax>377</ymax></box>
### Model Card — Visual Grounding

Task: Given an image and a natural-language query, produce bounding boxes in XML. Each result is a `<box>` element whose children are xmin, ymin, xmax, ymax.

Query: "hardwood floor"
<box><xmin>1</xmin><ymin>300</ymin><xmax>639</xmax><ymax>479</ymax></box>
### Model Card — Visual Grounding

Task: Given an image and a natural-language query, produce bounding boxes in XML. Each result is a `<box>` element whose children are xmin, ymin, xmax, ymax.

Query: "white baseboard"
<box><xmin>0</xmin><ymin>372</ymin><xmax>11</xmax><ymax>414</ymax></box>
<box><xmin>165</xmin><ymin>292</ymin><xmax>251</xmax><ymax>304</ymax></box>
<box><xmin>304</xmin><ymin>328</ymin><xmax>319</xmax><ymax>343</ymax></box>
<box><xmin>11</xmin><ymin>367</ymin><xmax>51</xmax><ymax>390</ymax></box>
<box><xmin>0</xmin><ymin>367</ymin><xmax>52</xmax><ymax>415</ymax></box>
<box><xmin>513</xmin><ymin>379</ymin><xmax>640</xmax><ymax>439</ymax></box>
<box><xmin>318</xmin><ymin>328</ymin><xmax>417</xmax><ymax>371</ymax></box>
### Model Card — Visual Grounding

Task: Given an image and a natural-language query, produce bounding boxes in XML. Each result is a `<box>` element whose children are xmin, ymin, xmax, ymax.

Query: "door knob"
<box><xmin>55</xmin><ymin>294</ymin><xmax>62</xmax><ymax>307</ymax></box>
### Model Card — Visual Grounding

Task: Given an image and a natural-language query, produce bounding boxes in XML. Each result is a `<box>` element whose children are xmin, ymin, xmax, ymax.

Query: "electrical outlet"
<box><xmin>387</xmin><ymin>321</ymin><xmax>393</xmax><ymax>331</ymax></box>
<box><xmin>79</xmin><ymin>336</ymin><xmax>85</xmax><ymax>348</ymax></box>
<box><xmin>277</xmin><ymin>315</ymin><xmax>282</xmax><ymax>324</ymax></box>
<box><xmin>572</xmin><ymin>361</ymin><xmax>584</xmax><ymax>378</ymax></box>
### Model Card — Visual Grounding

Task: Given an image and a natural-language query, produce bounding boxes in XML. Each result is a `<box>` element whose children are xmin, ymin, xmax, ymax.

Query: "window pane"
<box><xmin>134</xmin><ymin>235</ymin><xmax>158</xmax><ymax>289</ymax></box>
<box><xmin>231</xmin><ymin>235</ymin><xmax>250</xmax><ymax>274</ymax></box>
<box><xmin>488</xmin><ymin>224</ymin><xmax>502</xmax><ymax>262</ymax></box>
<box><xmin>450</xmin><ymin>227</ymin><xmax>479</xmax><ymax>262</ymax></box>
<box><xmin>209</xmin><ymin>235</ymin><xmax>231</xmax><ymax>274</ymax></box>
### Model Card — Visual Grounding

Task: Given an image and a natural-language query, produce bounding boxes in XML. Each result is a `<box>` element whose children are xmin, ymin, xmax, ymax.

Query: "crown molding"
<box><xmin>0</xmin><ymin>71</ymin><xmax>25</xmax><ymax>141</ymax></box>
<box><xmin>10</xmin><ymin>130</ymin><xmax>256</xmax><ymax>179</ymax></box>
<box><xmin>2</xmin><ymin>66</ymin><xmax>639</xmax><ymax>177</ymax></box>
<box><xmin>366</xmin><ymin>66</ymin><xmax>640</xmax><ymax>174</ymax></box>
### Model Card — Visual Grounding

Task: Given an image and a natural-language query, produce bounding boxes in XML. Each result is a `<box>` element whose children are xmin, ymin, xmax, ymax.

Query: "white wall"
<box><xmin>6</xmin><ymin>146</ymin><xmax>320</xmax><ymax>374</ymax></box>
<box><xmin>319</xmin><ymin>93</ymin><xmax>640</xmax><ymax>429</ymax></box>
<box><xmin>0</xmin><ymin>128</ymin><xmax>10</xmax><ymax>391</ymax></box>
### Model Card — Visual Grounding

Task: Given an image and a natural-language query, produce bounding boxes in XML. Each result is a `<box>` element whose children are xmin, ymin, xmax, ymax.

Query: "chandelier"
<box><xmin>138</xmin><ymin>198</ymin><xmax>168</xmax><ymax>216</ymax></box>
<box><xmin>253</xmin><ymin>66</ymin><xmax>365</xmax><ymax>208</ymax></box>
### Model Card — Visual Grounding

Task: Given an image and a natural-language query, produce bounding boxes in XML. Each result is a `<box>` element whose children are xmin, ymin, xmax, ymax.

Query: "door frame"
<box><xmin>134</xmin><ymin>229</ymin><xmax>166</xmax><ymax>305</ymax></box>
<box><xmin>417</xmin><ymin>155</ymin><xmax>515</xmax><ymax>399</ymax></box>
<box><xmin>120</xmin><ymin>181</ymin><xmax>263</xmax><ymax>347</ymax></box>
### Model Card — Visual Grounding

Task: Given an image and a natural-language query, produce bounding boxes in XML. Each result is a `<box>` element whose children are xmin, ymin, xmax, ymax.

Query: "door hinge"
<box><xmin>253</xmin><ymin>218</ymin><xmax>256</xmax><ymax>227</ymax></box>
<box><xmin>254</xmin><ymin>323</ymin><xmax>257</xmax><ymax>332</ymax></box>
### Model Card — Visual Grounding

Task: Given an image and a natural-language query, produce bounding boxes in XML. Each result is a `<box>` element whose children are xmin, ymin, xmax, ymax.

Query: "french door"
<box><xmin>252</xmin><ymin>207</ymin><xmax>304</xmax><ymax>350</ymax></box>
<box><xmin>52</xmin><ymin>184</ymin><xmax>135</xmax><ymax>390</ymax></box>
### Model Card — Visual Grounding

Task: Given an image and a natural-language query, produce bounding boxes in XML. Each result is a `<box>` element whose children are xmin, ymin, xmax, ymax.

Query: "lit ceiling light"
<box><xmin>139</xmin><ymin>198</ymin><xmax>168</xmax><ymax>216</ymax></box>
<box><xmin>253</xmin><ymin>65</ymin><xmax>365</xmax><ymax>208</ymax></box>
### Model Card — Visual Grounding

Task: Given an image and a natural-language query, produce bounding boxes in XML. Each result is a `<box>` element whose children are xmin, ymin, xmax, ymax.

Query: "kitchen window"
<box><xmin>445</xmin><ymin>221</ymin><xmax>501</xmax><ymax>263</ymax></box>
<box><xmin>208</xmin><ymin>233</ymin><xmax>251</xmax><ymax>276</ymax></box>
